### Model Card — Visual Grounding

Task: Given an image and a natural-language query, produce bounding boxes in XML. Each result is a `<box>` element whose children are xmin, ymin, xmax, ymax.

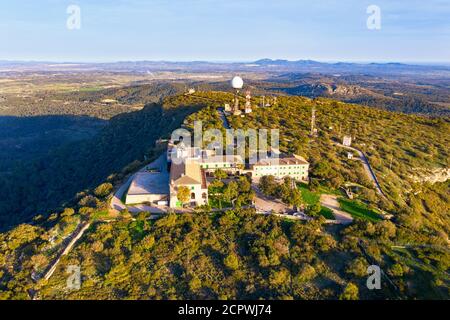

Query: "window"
<box><xmin>202</xmin><ymin>193</ymin><xmax>207</xmax><ymax>199</ymax></box>
<box><xmin>191</xmin><ymin>193</ymin><xmax>196</xmax><ymax>200</ymax></box>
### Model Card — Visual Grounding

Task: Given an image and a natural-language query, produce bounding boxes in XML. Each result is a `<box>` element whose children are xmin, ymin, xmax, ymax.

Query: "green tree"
<box><xmin>313</xmin><ymin>161</ymin><xmax>332</xmax><ymax>179</ymax></box>
<box><xmin>189</xmin><ymin>276</ymin><xmax>202</xmax><ymax>291</ymax></box>
<box><xmin>214</xmin><ymin>169</ymin><xmax>228</xmax><ymax>180</ymax></box>
<box><xmin>306</xmin><ymin>202</ymin><xmax>322</xmax><ymax>217</ymax></box>
<box><xmin>259</xmin><ymin>175</ymin><xmax>278</xmax><ymax>196</ymax></box>
<box><xmin>237</xmin><ymin>176</ymin><xmax>251</xmax><ymax>193</ymax></box>
<box><xmin>61</xmin><ymin>208</ymin><xmax>75</xmax><ymax>217</ymax></box>
<box><xmin>224</xmin><ymin>253</ymin><xmax>239</xmax><ymax>271</ymax></box>
<box><xmin>269</xmin><ymin>268</ymin><xmax>290</xmax><ymax>287</ymax></box>
<box><xmin>141</xmin><ymin>235</ymin><xmax>155</xmax><ymax>250</ymax></box>
<box><xmin>223</xmin><ymin>181</ymin><xmax>239</xmax><ymax>206</ymax></box>
<box><xmin>389</xmin><ymin>263</ymin><xmax>405</xmax><ymax>277</ymax></box>
<box><xmin>346</xmin><ymin>258</ymin><xmax>367</xmax><ymax>277</ymax></box>
<box><xmin>78</xmin><ymin>195</ymin><xmax>99</xmax><ymax>208</ymax></box>
<box><xmin>209</xmin><ymin>179</ymin><xmax>224</xmax><ymax>192</ymax></box>
<box><xmin>94</xmin><ymin>183</ymin><xmax>113</xmax><ymax>197</ymax></box>
<box><xmin>339</xmin><ymin>283</ymin><xmax>359</xmax><ymax>300</ymax></box>
<box><xmin>295</xmin><ymin>264</ymin><xmax>316</xmax><ymax>283</ymax></box>
<box><xmin>177</xmin><ymin>186</ymin><xmax>191</xmax><ymax>206</ymax></box>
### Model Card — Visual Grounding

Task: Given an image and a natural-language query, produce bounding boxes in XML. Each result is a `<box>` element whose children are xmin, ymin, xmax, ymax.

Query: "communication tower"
<box><xmin>231</xmin><ymin>76</ymin><xmax>244</xmax><ymax>115</ymax></box>
<box><xmin>245</xmin><ymin>90</ymin><xmax>252</xmax><ymax>114</ymax></box>
<box><xmin>310</xmin><ymin>107</ymin><xmax>318</xmax><ymax>137</ymax></box>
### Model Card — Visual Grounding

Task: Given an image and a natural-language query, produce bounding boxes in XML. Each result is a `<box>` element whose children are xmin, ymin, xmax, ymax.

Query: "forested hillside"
<box><xmin>37</xmin><ymin>211</ymin><xmax>402</xmax><ymax>300</ymax></box>
<box><xmin>0</xmin><ymin>115</ymin><xmax>105</xmax><ymax>173</ymax></box>
<box><xmin>0</xmin><ymin>101</ymin><xmax>202</xmax><ymax>229</ymax></box>
<box><xmin>0</xmin><ymin>92</ymin><xmax>448</xmax><ymax>300</ymax></box>
<box><xmin>268</xmin><ymin>73</ymin><xmax>450</xmax><ymax>117</ymax></box>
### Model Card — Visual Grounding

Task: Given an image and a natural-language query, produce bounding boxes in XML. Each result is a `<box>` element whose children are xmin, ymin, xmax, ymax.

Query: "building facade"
<box><xmin>200</xmin><ymin>155</ymin><xmax>244</xmax><ymax>173</ymax></box>
<box><xmin>169</xmin><ymin>159</ymin><xmax>208</xmax><ymax>208</ymax></box>
<box><xmin>343</xmin><ymin>136</ymin><xmax>352</xmax><ymax>147</ymax></box>
<box><xmin>252</xmin><ymin>155</ymin><xmax>309</xmax><ymax>181</ymax></box>
<box><xmin>124</xmin><ymin>141</ymin><xmax>310</xmax><ymax>210</ymax></box>
<box><xmin>125</xmin><ymin>172</ymin><xmax>169</xmax><ymax>205</ymax></box>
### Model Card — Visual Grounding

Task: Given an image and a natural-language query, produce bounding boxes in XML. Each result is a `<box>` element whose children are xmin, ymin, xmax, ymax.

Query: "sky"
<box><xmin>0</xmin><ymin>0</ymin><xmax>449</xmax><ymax>63</ymax></box>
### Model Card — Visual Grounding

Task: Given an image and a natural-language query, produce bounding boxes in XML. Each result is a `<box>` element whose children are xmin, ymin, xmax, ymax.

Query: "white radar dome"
<box><xmin>231</xmin><ymin>76</ymin><xmax>244</xmax><ymax>89</ymax></box>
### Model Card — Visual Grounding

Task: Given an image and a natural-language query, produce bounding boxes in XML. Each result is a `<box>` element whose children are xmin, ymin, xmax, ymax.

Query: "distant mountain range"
<box><xmin>1</xmin><ymin>59</ymin><xmax>449</xmax><ymax>76</ymax></box>
<box><xmin>1</xmin><ymin>58</ymin><xmax>449</xmax><ymax>117</ymax></box>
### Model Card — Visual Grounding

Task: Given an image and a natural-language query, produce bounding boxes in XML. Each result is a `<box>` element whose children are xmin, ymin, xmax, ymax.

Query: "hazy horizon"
<box><xmin>1</xmin><ymin>58</ymin><xmax>449</xmax><ymax>67</ymax></box>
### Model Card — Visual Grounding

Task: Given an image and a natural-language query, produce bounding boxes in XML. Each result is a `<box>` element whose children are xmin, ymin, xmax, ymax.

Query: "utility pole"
<box><xmin>310</xmin><ymin>107</ymin><xmax>316</xmax><ymax>136</ymax></box>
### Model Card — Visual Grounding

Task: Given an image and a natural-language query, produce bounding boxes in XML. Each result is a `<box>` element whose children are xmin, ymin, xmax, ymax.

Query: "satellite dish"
<box><xmin>231</xmin><ymin>76</ymin><xmax>244</xmax><ymax>89</ymax></box>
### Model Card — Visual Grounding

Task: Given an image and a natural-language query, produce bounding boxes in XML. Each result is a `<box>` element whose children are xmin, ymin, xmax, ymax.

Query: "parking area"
<box><xmin>252</xmin><ymin>183</ymin><xmax>292</xmax><ymax>214</ymax></box>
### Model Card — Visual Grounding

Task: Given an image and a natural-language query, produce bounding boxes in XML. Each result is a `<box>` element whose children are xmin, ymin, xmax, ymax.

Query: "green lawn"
<box><xmin>298</xmin><ymin>183</ymin><xmax>335</xmax><ymax>219</ymax></box>
<box><xmin>317</xmin><ymin>185</ymin><xmax>343</xmax><ymax>196</ymax></box>
<box><xmin>298</xmin><ymin>183</ymin><xmax>320</xmax><ymax>205</ymax></box>
<box><xmin>338</xmin><ymin>198</ymin><xmax>382</xmax><ymax>222</ymax></box>
<box><xmin>319</xmin><ymin>207</ymin><xmax>335</xmax><ymax>220</ymax></box>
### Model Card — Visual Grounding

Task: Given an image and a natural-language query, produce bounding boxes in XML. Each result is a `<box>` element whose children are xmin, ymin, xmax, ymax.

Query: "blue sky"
<box><xmin>0</xmin><ymin>0</ymin><xmax>449</xmax><ymax>62</ymax></box>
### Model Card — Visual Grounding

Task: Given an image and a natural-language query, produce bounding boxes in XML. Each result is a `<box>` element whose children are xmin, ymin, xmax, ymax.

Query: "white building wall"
<box><xmin>253</xmin><ymin>164</ymin><xmax>309</xmax><ymax>181</ymax></box>
<box><xmin>126</xmin><ymin>194</ymin><xmax>167</xmax><ymax>205</ymax></box>
<box><xmin>200</xmin><ymin>161</ymin><xmax>239</xmax><ymax>172</ymax></box>
<box><xmin>169</xmin><ymin>184</ymin><xmax>208</xmax><ymax>208</ymax></box>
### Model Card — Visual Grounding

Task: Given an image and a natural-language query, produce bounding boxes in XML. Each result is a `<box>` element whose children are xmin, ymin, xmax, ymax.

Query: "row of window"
<box><xmin>255</xmin><ymin>171</ymin><xmax>306</xmax><ymax>175</ymax></box>
<box><xmin>254</xmin><ymin>173</ymin><xmax>307</xmax><ymax>177</ymax></box>
<box><xmin>190</xmin><ymin>192</ymin><xmax>208</xmax><ymax>200</ymax></box>
<box><xmin>254</xmin><ymin>165</ymin><xmax>308</xmax><ymax>171</ymax></box>
<box><xmin>202</xmin><ymin>163</ymin><xmax>234</xmax><ymax>169</ymax></box>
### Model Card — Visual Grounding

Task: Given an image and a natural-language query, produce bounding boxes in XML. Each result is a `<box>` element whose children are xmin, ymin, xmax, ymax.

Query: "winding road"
<box><xmin>336</xmin><ymin>143</ymin><xmax>386</xmax><ymax>198</ymax></box>
<box><xmin>42</xmin><ymin>221</ymin><xmax>91</xmax><ymax>282</ymax></box>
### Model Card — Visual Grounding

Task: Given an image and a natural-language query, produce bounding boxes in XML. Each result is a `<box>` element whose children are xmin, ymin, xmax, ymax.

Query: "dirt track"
<box><xmin>320</xmin><ymin>194</ymin><xmax>353</xmax><ymax>224</ymax></box>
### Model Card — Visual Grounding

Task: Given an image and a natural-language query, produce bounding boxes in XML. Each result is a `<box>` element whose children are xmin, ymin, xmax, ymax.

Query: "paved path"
<box><xmin>218</xmin><ymin>108</ymin><xmax>231</xmax><ymax>129</ymax></box>
<box><xmin>43</xmin><ymin>222</ymin><xmax>91</xmax><ymax>281</ymax></box>
<box><xmin>110</xmin><ymin>175</ymin><xmax>133</xmax><ymax>212</ymax></box>
<box><xmin>336</xmin><ymin>143</ymin><xmax>386</xmax><ymax>198</ymax></box>
<box><xmin>252</xmin><ymin>184</ymin><xmax>292</xmax><ymax>214</ymax></box>
<box><xmin>320</xmin><ymin>194</ymin><xmax>353</xmax><ymax>225</ymax></box>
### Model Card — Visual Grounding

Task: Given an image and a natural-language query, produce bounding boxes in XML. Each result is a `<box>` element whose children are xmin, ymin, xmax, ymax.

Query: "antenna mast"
<box><xmin>310</xmin><ymin>107</ymin><xmax>317</xmax><ymax>136</ymax></box>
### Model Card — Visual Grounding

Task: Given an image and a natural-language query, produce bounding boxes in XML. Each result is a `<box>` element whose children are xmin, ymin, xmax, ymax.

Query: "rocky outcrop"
<box><xmin>410</xmin><ymin>168</ymin><xmax>450</xmax><ymax>184</ymax></box>
<box><xmin>287</xmin><ymin>83</ymin><xmax>370</xmax><ymax>99</ymax></box>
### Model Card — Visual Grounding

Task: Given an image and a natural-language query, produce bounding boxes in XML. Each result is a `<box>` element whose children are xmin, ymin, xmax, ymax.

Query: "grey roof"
<box><xmin>128</xmin><ymin>171</ymin><xmax>170</xmax><ymax>195</ymax></box>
